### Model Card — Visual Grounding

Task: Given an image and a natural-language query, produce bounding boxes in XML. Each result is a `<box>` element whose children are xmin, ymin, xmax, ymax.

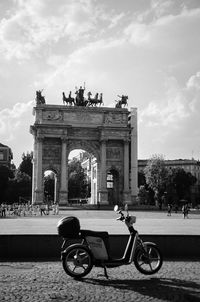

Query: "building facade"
<box><xmin>0</xmin><ymin>143</ymin><xmax>13</xmax><ymax>168</ymax></box>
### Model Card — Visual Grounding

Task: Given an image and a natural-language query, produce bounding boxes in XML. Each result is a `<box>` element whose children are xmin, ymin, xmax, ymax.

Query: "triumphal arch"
<box><xmin>30</xmin><ymin>89</ymin><xmax>138</xmax><ymax>206</ymax></box>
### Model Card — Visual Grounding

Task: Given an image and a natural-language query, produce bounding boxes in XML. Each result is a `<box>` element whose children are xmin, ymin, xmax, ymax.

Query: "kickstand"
<box><xmin>97</xmin><ymin>265</ymin><xmax>109</xmax><ymax>279</ymax></box>
<box><xmin>103</xmin><ymin>265</ymin><xmax>109</xmax><ymax>279</ymax></box>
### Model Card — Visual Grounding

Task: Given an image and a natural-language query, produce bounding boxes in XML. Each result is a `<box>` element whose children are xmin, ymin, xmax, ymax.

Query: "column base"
<box><xmin>98</xmin><ymin>190</ymin><xmax>109</xmax><ymax>205</ymax></box>
<box><xmin>59</xmin><ymin>191</ymin><xmax>68</xmax><ymax>205</ymax></box>
<box><xmin>123</xmin><ymin>191</ymin><xmax>131</xmax><ymax>205</ymax></box>
<box><xmin>33</xmin><ymin>190</ymin><xmax>43</xmax><ymax>205</ymax></box>
<box><xmin>131</xmin><ymin>195</ymin><xmax>138</xmax><ymax>205</ymax></box>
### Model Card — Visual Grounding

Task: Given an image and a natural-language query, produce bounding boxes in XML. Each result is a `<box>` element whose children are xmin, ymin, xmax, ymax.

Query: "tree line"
<box><xmin>138</xmin><ymin>154</ymin><xmax>197</xmax><ymax>207</ymax></box>
<box><xmin>0</xmin><ymin>153</ymin><xmax>89</xmax><ymax>204</ymax></box>
<box><xmin>0</xmin><ymin>153</ymin><xmax>197</xmax><ymax>206</ymax></box>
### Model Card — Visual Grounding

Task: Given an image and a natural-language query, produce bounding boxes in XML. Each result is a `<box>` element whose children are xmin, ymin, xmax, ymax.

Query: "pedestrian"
<box><xmin>174</xmin><ymin>203</ymin><xmax>178</xmax><ymax>213</ymax></box>
<box><xmin>182</xmin><ymin>203</ymin><xmax>189</xmax><ymax>219</ymax></box>
<box><xmin>52</xmin><ymin>203</ymin><xmax>56</xmax><ymax>215</ymax></box>
<box><xmin>40</xmin><ymin>204</ymin><xmax>46</xmax><ymax>216</ymax></box>
<box><xmin>167</xmin><ymin>204</ymin><xmax>172</xmax><ymax>216</ymax></box>
<box><xmin>55</xmin><ymin>203</ymin><xmax>59</xmax><ymax>215</ymax></box>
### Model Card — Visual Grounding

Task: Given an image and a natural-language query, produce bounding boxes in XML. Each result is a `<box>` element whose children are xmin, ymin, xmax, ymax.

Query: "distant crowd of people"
<box><xmin>167</xmin><ymin>202</ymin><xmax>190</xmax><ymax>218</ymax></box>
<box><xmin>0</xmin><ymin>202</ymin><xmax>59</xmax><ymax>218</ymax></box>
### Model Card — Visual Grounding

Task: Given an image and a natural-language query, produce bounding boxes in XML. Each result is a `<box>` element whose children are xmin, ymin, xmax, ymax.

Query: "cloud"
<box><xmin>0</xmin><ymin>100</ymin><xmax>34</xmax><ymax>137</ymax></box>
<box><xmin>139</xmin><ymin>71</ymin><xmax>200</xmax><ymax>156</ymax></box>
<box><xmin>124</xmin><ymin>5</ymin><xmax>200</xmax><ymax>56</ymax></box>
<box><xmin>187</xmin><ymin>71</ymin><xmax>200</xmax><ymax>91</ymax></box>
<box><xmin>0</xmin><ymin>100</ymin><xmax>34</xmax><ymax>166</ymax></box>
<box><xmin>0</xmin><ymin>0</ymin><xmax>123</xmax><ymax>60</ymax></box>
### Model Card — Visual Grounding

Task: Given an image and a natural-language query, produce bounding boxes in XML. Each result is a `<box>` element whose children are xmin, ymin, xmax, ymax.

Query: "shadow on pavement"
<box><xmin>81</xmin><ymin>277</ymin><xmax>200</xmax><ymax>301</ymax></box>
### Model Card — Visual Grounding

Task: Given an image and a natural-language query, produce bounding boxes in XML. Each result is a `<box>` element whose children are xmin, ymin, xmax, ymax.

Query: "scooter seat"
<box><xmin>80</xmin><ymin>229</ymin><xmax>109</xmax><ymax>239</ymax></box>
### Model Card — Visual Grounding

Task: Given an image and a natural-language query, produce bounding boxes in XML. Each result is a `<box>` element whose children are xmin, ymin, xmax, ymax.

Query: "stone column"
<box><xmin>99</xmin><ymin>140</ymin><xmax>108</xmax><ymax>204</ymax></box>
<box><xmin>130</xmin><ymin>108</ymin><xmax>138</xmax><ymax>204</ymax></box>
<box><xmin>54</xmin><ymin>174</ymin><xmax>57</xmax><ymax>202</ymax></box>
<box><xmin>59</xmin><ymin>138</ymin><xmax>68</xmax><ymax>205</ymax></box>
<box><xmin>35</xmin><ymin>137</ymin><xmax>43</xmax><ymax>204</ymax></box>
<box><xmin>123</xmin><ymin>139</ymin><xmax>131</xmax><ymax>204</ymax></box>
<box><xmin>31</xmin><ymin>135</ymin><xmax>36</xmax><ymax>204</ymax></box>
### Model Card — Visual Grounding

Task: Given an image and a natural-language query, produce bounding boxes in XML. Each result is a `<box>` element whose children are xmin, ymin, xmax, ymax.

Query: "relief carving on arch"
<box><xmin>106</xmin><ymin>147</ymin><xmax>122</xmax><ymax>160</ymax></box>
<box><xmin>64</xmin><ymin>111</ymin><xmax>103</xmax><ymax>124</ymax></box>
<box><xmin>43</xmin><ymin>110</ymin><xmax>63</xmax><ymax>121</ymax></box>
<box><xmin>104</xmin><ymin>112</ymin><xmax>127</xmax><ymax>125</ymax></box>
<box><xmin>42</xmin><ymin>145</ymin><xmax>61</xmax><ymax>164</ymax></box>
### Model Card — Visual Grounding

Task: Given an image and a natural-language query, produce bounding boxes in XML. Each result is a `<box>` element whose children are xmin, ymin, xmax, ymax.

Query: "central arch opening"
<box><xmin>43</xmin><ymin>169</ymin><xmax>58</xmax><ymax>210</ymax></box>
<box><xmin>68</xmin><ymin>149</ymin><xmax>98</xmax><ymax>205</ymax></box>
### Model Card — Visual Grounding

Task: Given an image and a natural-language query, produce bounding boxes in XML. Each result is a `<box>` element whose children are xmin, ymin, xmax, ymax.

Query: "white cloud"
<box><xmin>0</xmin><ymin>0</ymin><xmax>99</xmax><ymax>59</ymax></box>
<box><xmin>140</xmin><ymin>71</ymin><xmax>200</xmax><ymax>146</ymax></box>
<box><xmin>0</xmin><ymin>100</ymin><xmax>34</xmax><ymax>165</ymax></box>
<box><xmin>125</xmin><ymin>5</ymin><xmax>200</xmax><ymax>55</ymax></box>
<box><xmin>124</xmin><ymin>23</ymin><xmax>150</xmax><ymax>45</ymax></box>
<box><xmin>0</xmin><ymin>100</ymin><xmax>34</xmax><ymax>137</ymax></box>
<box><xmin>187</xmin><ymin>71</ymin><xmax>200</xmax><ymax>90</ymax></box>
<box><xmin>108</xmin><ymin>12</ymin><xmax>125</xmax><ymax>29</ymax></box>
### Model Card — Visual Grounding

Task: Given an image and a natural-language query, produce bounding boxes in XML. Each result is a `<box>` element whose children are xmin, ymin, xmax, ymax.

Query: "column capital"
<box><xmin>61</xmin><ymin>137</ymin><xmax>68</xmax><ymax>143</ymax></box>
<box><xmin>100</xmin><ymin>138</ymin><xmax>107</xmax><ymax>143</ymax></box>
<box><xmin>36</xmin><ymin>135</ymin><xmax>44</xmax><ymax>142</ymax></box>
<box><xmin>123</xmin><ymin>137</ymin><xmax>130</xmax><ymax>143</ymax></box>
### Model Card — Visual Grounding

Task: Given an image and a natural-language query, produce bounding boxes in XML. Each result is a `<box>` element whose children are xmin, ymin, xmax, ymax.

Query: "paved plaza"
<box><xmin>0</xmin><ymin>209</ymin><xmax>200</xmax><ymax>301</ymax></box>
<box><xmin>0</xmin><ymin>261</ymin><xmax>200</xmax><ymax>302</ymax></box>
<box><xmin>0</xmin><ymin>209</ymin><xmax>200</xmax><ymax>235</ymax></box>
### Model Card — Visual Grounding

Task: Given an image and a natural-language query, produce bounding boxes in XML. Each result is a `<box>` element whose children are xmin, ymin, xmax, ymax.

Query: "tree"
<box><xmin>169</xmin><ymin>168</ymin><xmax>197</xmax><ymax>202</ymax></box>
<box><xmin>18</xmin><ymin>152</ymin><xmax>33</xmax><ymax>177</ymax></box>
<box><xmin>68</xmin><ymin>159</ymin><xmax>88</xmax><ymax>199</ymax></box>
<box><xmin>144</xmin><ymin>154</ymin><xmax>169</xmax><ymax>206</ymax></box>
<box><xmin>44</xmin><ymin>173</ymin><xmax>55</xmax><ymax>202</ymax></box>
<box><xmin>138</xmin><ymin>171</ymin><xmax>146</xmax><ymax>187</ymax></box>
<box><xmin>0</xmin><ymin>165</ymin><xmax>14</xmax><ymax>202</ymax></box>
<box><xmin>138</xmin><ymin>185</ymin><xmax>148</xmax><ymax>204</ymax></box>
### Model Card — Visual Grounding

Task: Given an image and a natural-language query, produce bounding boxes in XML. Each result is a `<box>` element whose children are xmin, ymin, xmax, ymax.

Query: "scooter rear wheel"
<box><xmin>134</xmin><ymin>243</ymin><xmax>163</xmax><ymax>275</ymax></box>
<box><xmin>62</xmin><ymin>244</ymin><xmax>93</xmax><ymax>278</ymax></box>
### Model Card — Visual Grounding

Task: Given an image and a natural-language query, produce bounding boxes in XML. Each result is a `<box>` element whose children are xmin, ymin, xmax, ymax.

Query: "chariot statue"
<box><xmin>63</xmin><ymin>84</ymin><xmax>103</xmax><ymax>107</ymax></box>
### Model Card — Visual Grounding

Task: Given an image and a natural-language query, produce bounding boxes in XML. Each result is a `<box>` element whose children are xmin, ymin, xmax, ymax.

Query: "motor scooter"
<box><xmin>57</xmin><ymin>205</ymin><xmax>163</xmax><ymax>279</ymax></box>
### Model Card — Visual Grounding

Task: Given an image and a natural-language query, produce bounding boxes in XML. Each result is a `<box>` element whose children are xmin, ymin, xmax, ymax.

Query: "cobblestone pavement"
<box><xmin>0</xmin><ymin>261</ymin><xmax>199</xmax><ymax>302</ymax></box>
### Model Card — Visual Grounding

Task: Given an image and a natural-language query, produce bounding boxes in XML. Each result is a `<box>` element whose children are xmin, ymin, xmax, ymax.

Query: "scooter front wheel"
<box><xmin>134</xmin><ymin>243</ymin><xmax>163</xmax><ymax>275</ymax></box>
<box><xmin>62</xmin><ymin>244</ymin><xmax>93</xmax><ymax>278</ymax></box>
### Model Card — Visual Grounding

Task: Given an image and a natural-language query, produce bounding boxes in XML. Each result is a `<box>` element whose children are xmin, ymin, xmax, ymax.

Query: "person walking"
<box><xmin>182</xmin><ymin>203</ymin><xmax>189</xmax><ymax>219</ymax></box>
<box><xmin>40</xmin><ymin>204</ymin><xmax>46</xmax><ymax>216</ymax></box>
<box><xmin>167</xmin><ymin>204</ymin><xmax>172</xmax><ymax>216</ymax></box>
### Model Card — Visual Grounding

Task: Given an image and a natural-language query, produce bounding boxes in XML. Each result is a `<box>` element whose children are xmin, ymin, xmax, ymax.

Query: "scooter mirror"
<box><xmin>125</xmin><ymin>204</ymin><xmax>128</xmax><ymax>211</ymax></box>
<box><xmin>114</xmin><ymin>205</ymin><xmax>119</xmax><ymax>212</ymax></box>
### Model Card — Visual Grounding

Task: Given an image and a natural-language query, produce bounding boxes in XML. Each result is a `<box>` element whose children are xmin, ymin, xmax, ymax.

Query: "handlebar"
<box><xmin>116</xmin><ymin>210</ymin><xmax>126</xmax><ymax>221</ymax></box>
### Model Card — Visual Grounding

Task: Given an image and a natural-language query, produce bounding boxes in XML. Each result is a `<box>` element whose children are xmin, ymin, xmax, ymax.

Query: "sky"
<box><xmin>0</xmin><ymin>0</ymin><xmax>200</xmax><ymax>167</ymax></box>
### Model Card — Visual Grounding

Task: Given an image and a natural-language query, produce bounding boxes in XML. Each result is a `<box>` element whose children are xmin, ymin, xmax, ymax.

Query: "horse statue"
<box><xmin>62</xmin><ymin>91</ymin><xmax>74</xmax><ymax>106</ymax></box>
<box><xmin>36</xmin><ymin>90</ymin><xmax>46</xmax><ymax>105</ymax></box>
<box><xmin>88</xmin><ymin>92</ymin><xmax>103</xmax><ymax>106</ymax></box>
<box><xmin>115</xmin><ymin>95</ymin><xmax>128</xmax><ymax>108</ymax></box>
<box><xmin>99</xmin><ymin>93</ymin><xmax>103</xmax><ymax>106</ymax></box>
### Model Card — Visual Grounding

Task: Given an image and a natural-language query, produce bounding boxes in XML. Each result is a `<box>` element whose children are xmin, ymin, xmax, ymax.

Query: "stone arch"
<box><xmin>30</xmin><ymin>105</ymin><xmax>138</xmax><ymax>206</ymax></box>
